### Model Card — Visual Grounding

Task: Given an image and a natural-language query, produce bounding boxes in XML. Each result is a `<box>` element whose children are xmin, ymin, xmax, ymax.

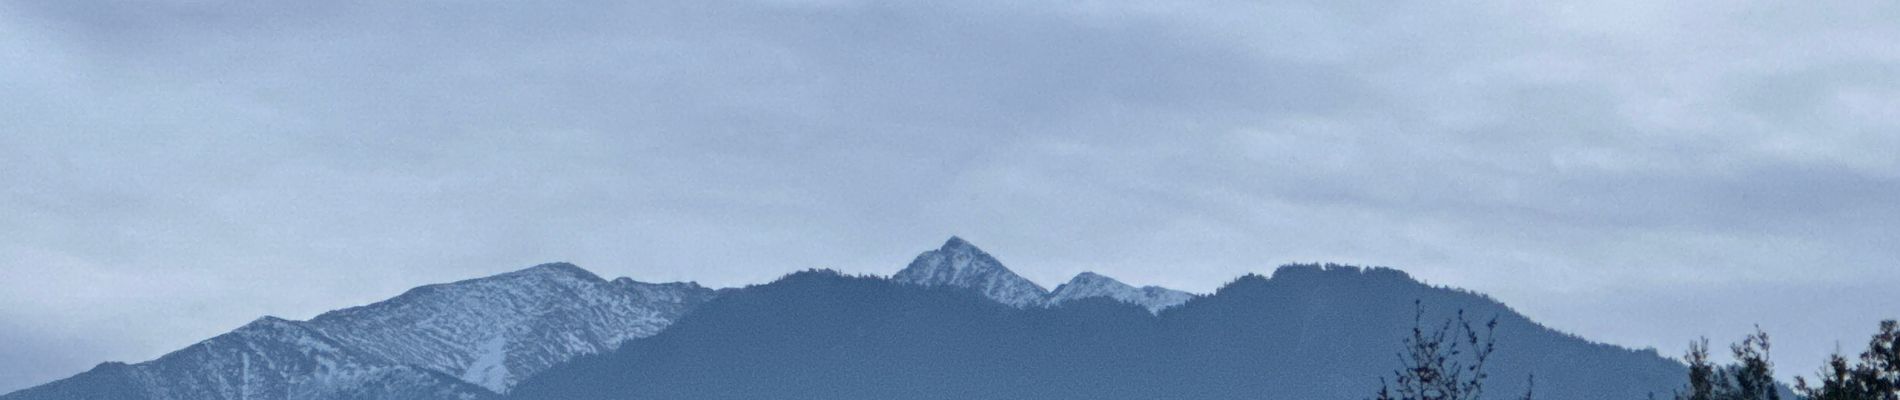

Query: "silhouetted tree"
<box><xmin>1370</xmin><ymin>300</ymin><xmax>1531</xmax><ymax>400</ymax></box>
<box><xmin>1676</xmin><ymin>328</ymin><xmax>1777</xmax><ymax>400</ymax></box>
<box><xmin>1730</xmin><ymin>329</ymin><xmax>1781</xmax><ymax>400</ymax></box>
<box><xmin>1796</xmin><ymin>320</ymin><xmax>1900</xmax><ymax>400</ymax></box>
<box><xmin>1684</xmin><ymin>338</ymin><xmax>1718</xmax><ymax>400</ymax></box>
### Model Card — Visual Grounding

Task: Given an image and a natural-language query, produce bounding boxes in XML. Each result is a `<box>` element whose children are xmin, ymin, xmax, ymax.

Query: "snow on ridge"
<box><xmin>306</xmin><ymin>263</ymin><xmax>717</xmax><ymax>393</ymax></box>
<box><xmin>19</xmin><ymin>263</ymin><xmax>721</xmax><ymax>400</ymax></box>
<box><xmin>15</xmin><ymin>239</ymin><xmax>1206</xmax><ymax>400</ymax></box>
<box><xmin>893</xmin><ymin>237</ymin><xmax>1051</xmax><ymax>308</ymax></box>
<box><xmin>1048</xmin><ymin>272</ymin><xmax>1193</xmax><ymax>313</ymax></box>
<box><xmin>893</xmin><ymin>237</ymin><xmax>1194</xmax><ymax>312</ymax></box>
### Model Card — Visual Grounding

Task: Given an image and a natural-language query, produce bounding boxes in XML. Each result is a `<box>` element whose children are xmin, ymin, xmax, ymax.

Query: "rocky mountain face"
<box><xmin>1047</xmin><ymin>272</ymin><xmax>1192</xmax><ymax>313</ymax></box>
<box><xmin>893</xmin><ymin>237</ymin><xmax>1193</xmax><ymax>312</ymax></box>
<box><xmin>892</xmin><ymin>237</ymin><xmax>1052</xmax><ymax>307</ymax></box>
<box><xmin>305</xmin><ymin>263</ymin><xmax>713</xmax><ymax>392</ymax></box>
<box><xmin>5</xmin><ymin>238</ymin><xmax>1699</xmax><ymax>400</ymax></box>
<box><xmin>2</xmin><ymin>316</ymin><xmax>495</xmax><ymax>400</ymax></box>
<box><xmin>1</xmin><ymin>263</ymin><xmax>716</xmax><ymax>400</ymax></box>
<box><xmin>10</xmin><ymin>237</ymin><xmax>1197</xmax><ymax>400</ymax></box>
<box><xmin>508</xmin><ymin>265</ymin><xmax>1688</xmax><ymax>400</ymax></box>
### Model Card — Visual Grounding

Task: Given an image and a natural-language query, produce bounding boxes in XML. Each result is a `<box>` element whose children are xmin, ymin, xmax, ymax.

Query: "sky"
<box><xmin>1</xmin><ymin>0</ymin><xmax>1897</xmax><ymax>393</ymax></box>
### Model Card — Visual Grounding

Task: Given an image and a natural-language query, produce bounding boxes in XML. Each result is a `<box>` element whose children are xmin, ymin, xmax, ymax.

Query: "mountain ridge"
<box><xmin>7</xmin><ymin>239</ymin><xmax>1690</xmax><ymax>400</ymax></box>
<box><xmin>508</xmin><ymin>262</ymin><xmax>1688</xmax><ymax>400</ymax></box>
<box><xmin>1</xmin><ymin>263</ymin><xmax>715</xmax><ymax>400</ymax></box>
<box><xmin>892</xmin><ymin>237</ymin><xmax>1197</xmax><ymax>312</ymax></box>
<box><xmin>891</xmin><ymin>236</ymin><xmax>1053</xmax><ymax>307</ymax></box>
<box><xmin>1048</xmin><ymin>271</ymin><xmax>1194</xmax><ymax>313</ymax></box>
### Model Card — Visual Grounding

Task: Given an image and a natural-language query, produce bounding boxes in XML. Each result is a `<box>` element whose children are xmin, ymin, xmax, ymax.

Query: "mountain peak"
<box><xmin>1048</xmin><ymin>271</ymin><xmax>1192</xmax><ymax>313</ymax></box>
<box><xmin>508</xmin><ymin>262</ymin><xmax>604</xmax><ymax>282</ymax></box>
<box><xmin>892</xmin><ymin>239</ymin><xmax>1199</xmax><ymax>311</ymax></box>
<box><xmin>282</xmin><ymin>261</ymin><xmax>717</xmax><ymax>395</ymax></box>
<box><xmin>249</xmin><ymin>315</ymin><xmax>293</xmax><ymax>325</ymax></box>
<box><xmin>893</xmin><ymin>236</ymin><xmax>1048</xmax><ymax>307</ymax></box>
<box><xmin>1265</xmin><ymin>263</ymin><xmax>1414</xmax><ymax>284</ymax></box>
<box><xmin>1068</xmin><ymin>271</ymin><xmax>1119</xmax><ymax>284</ymax></box>
<box><xmin>941</xmin><ymin>236</ymin><xmax>976</xmax><ymax>251</ymax></box>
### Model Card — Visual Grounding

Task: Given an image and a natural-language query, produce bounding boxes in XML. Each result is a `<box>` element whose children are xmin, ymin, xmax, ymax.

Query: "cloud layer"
<box><xmin>3</xmin><ymin>0</ymin><xmax>1896</xmax><ymax>391</ymax></box>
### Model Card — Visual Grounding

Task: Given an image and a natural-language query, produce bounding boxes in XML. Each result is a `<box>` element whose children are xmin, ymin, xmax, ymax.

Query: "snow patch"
<box><xmin>460</xmin><ymin>336</ymin><xmax>510</xmax><ymax>392</ymax></box>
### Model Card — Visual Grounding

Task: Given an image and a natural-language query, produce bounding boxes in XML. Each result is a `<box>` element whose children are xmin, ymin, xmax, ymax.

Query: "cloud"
<box><xmin>2</xmin><ymin>0</ymin><xmax>1896</xmax><ymax>391</ymax></box>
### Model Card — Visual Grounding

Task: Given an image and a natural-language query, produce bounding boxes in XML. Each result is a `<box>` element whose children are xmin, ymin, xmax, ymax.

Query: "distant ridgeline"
<box><xmin>509</xmin><ymin>266</ymin><xmax>1684</xmax><ymax>400</ymax></box>
<box><xmin>3</xmin><ymin>238</ymin><xmax>1685</xmax><ymax>400</ymax></box>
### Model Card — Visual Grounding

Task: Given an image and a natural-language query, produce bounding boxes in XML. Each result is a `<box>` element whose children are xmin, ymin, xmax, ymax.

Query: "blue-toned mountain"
<box><xmin>1</xmin><ymin>263</ymin><xmax>716</xmax><ymax>400</ymax></box>
<box><xmin>5</xmin><ymin>239</ymin><xmax>1693</xmax><ymax>400</ymax></box>
<box><xmin>894</xmin><ymin>237</ymin><xmax>1193</xmax><ymax>312</ymax></box>
<box><xmin>511</xmin><ymin>264</ymin><xmax>1686</xmax><ymax>400</ymax></box>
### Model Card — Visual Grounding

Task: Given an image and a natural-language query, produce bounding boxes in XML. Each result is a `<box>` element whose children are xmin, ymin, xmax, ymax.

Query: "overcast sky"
<box><xmin>2</xmin><ymin>0</ymin><xmax>1897</xmax><ymax>392</ymax></box>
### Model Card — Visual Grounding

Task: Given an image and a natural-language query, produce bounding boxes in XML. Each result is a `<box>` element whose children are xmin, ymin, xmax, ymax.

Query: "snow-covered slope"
<box><xmin>2</xmin><ymin>316</ymin><xmax>494</xmax><ymax>400</ymax></box>
<box><xmin>892</xmin><ymin>237</ymin><xmax>1195</xmax><ymax>312</ymax></box>
<box><xmin>1047</xmin><ymin>272</ymin><xmax>1193</xmax><ymax>313</ymax></box>
<box><xmin>892</xmin><ymin>237</ymin><xmax>1051</xmax><ymax>307</ymax></box>
<box><xmin>307</xmin><ymin>263</ymin><xmax>714</xmax><ymax>393</ymax></box>
<box><xmin>2</xmin><ymin>263</ymin><xmax>715</xmax><ymax>400</ymax></box>
<box><xmin>11</xmin><ymin>239</ymin><xmax>1200</xmax><ymax>400</ymax></box>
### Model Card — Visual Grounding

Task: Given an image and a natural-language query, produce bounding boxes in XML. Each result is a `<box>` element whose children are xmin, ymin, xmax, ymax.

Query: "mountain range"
<box><xmin>893</xmin><ymin>237</ymin><xmax>1193</xmax><ymax>312</ymax></box>
<box><xmin>2</xmin><ymin>264</ymin><xmax>716</xmax><ymax>400</ymax></box>
<box><xmin>3</xmin><ymin>237</ymin><xmax>1687</xmax><ymax>400</ymax></box>
<box><xmin>511</xmin><ymin>266</ymin><xmax>1687</xmax><ymax>400</ymax></box>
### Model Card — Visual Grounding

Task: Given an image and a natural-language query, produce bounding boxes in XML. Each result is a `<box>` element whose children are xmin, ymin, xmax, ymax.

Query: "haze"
<box><xmin>2</xmin><ymin>0</ymin><xmax>1896</xmax><ymax>392</ymax></box>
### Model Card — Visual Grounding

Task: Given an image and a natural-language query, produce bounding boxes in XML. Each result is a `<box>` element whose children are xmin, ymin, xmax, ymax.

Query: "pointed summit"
<box><xmin>1048</xmin><ymin>271</ymin><xmax>1193</xmax><ymax>313</ymax></box>
<box><xmin>507</xmin><ymin>262</ymin><xmax>604</xmax><ymax>282</ymax></box>
<box><xmin>893</xmin><ymin>236</ymin><xmax>1049</xmax><ymax>307</ymax></box>
<box><xmin>942</xmin><ymin>236</ymin><xmax>976</xmax><ymax>251</ymax></box>
<box><xmin>1067</xmin><ymin>271</ymin><xmax>1120</xmax><ymax>286</ymax></box>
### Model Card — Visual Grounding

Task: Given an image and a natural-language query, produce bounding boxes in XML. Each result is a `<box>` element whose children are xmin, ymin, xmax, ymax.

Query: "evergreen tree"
<box><xmin>1729</xmin><ymin>329</ymin><xmax>1780</xmax><ymax>400</ymax></box>
<box><xmin>1683</xmin><ymin>339</ymin><xmax>1717</xmax><ymax>400</ymax></box>
<box><xmin>1675</xmin><ymin>328</ymin><xmax>1777</xmax><ymax>400</ymax></box>
<box><xmin>1796</xmin><ymin>320</ymin><xmax>1900</xmax><ymax>400</ymax></box>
